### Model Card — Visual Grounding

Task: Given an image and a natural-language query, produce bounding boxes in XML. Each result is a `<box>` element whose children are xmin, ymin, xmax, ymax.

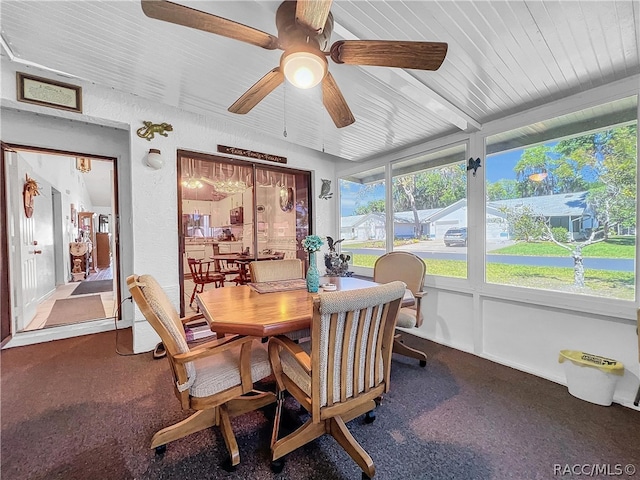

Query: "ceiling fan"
<box><xmin>141</xmin><ymin>0</ymin><xmax>448</xmax><ymax>128</ymax></box>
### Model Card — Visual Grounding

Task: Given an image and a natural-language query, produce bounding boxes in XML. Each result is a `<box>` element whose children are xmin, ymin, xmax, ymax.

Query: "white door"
<box><xmin>6</xmin><ymin>150</ymin><xmax>54</xmax><ymax>331</ymax></box>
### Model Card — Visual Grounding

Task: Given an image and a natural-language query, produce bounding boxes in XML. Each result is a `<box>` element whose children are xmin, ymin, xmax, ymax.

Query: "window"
<box><xmin>339</xmin><ymin>165</ymin><xmax>386</xmax><ymax>268</ymax></box>
<box><xmin>485</xmin><ymin>96</ymin><xmax>638</xmax><ymax>300</ymax></box>
<box><xmin>391</xmin><ymin>143</ymin><xmax>468</xmax><ymax>278</ymax></box>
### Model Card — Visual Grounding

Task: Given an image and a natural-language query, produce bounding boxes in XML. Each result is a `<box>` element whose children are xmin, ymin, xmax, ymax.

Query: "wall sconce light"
<box><xmin>76</xmin><ymin>157</ymin><xmax>92</xmax><ymax>173</ymax></box>
<box><xmin>146</xmin><ymin>148</ymin><xmax>164</xmax><ymax>170</ymax></box>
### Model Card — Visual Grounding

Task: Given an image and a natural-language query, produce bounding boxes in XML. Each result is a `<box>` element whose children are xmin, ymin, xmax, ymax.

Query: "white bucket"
<box><xmin>562</xmin><ymin>359</ymin><xmax>621</xmax><ymax>406</ymax></box>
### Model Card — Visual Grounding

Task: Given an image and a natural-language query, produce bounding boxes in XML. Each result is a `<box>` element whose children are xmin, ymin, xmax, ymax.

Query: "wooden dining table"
<box><xmin>196</xmin><ymin>276</ymin><xmax>386</xmax><ymax>337</ymax></box>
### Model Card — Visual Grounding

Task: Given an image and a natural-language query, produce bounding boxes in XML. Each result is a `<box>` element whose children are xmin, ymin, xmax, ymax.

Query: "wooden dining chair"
<box><xmin>215</xmin><ymin>258</ymin><xmax>242</xmax><ymax>285</ymax></box>
<box><xmin>127</xmin><ymin>274</ymin><xmax>275</xmax><ymax>470</ymax></box>
<box><xmin>248</xmin><ymin>258</ymin><xmax>304</xmax><ymax>283</ymax></box>
<box><xmin>187</xmin><ymin>258</ymin><xmax>225</xmax><ymax>307</ymax></box>
<box><xmin>268</xmin><ymin>281</ymin><xmax>406</xmax><ymax>479</ymax></box>
<box><xmin>374</xmin><ymin>251</ymin><xmax>428</xmax><ymax>367</ymax></box>
<box><xmin>249</xmin><ymin>259</ymin><xmax>308</xmax><ymax>341</ymax></box>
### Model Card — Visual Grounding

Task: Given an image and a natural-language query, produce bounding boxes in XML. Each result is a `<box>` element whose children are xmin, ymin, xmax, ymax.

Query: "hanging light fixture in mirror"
<box><xmin>182</xmin><ymin>158</ymin><xmax>204</xmax><ymax>189</ymax></box>
<box><xmin>204</xmin><ymin>163</ymin><xmax>249</xmax><ymax>194</ymax></box>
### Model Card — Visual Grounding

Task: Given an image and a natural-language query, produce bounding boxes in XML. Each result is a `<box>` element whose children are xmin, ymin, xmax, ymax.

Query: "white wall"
<box><xmin>1</xmin><ymin>59</ymin><xmax>343</xmax><ymax>352</ymax></box>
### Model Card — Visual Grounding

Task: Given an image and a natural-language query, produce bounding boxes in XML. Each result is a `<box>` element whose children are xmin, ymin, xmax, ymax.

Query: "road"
<box><xmin>342</xmin><ymin>246</ymin><xmax>634</xmax><ymax>272</ymax></box>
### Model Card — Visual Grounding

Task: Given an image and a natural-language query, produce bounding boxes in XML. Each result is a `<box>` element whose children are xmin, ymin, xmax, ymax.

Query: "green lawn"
<box><xmin>491</xmin><ymin>236</ymin><xmax>635</xmax><ymax>258</ymax></box>
<box><xmin>351</xmin><ymin>253</ymin><xmax>635</xmax><ymax>300</ymax></box>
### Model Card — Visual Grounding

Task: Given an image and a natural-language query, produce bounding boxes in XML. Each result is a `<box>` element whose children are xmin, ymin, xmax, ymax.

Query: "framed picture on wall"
<box><xmin>16</xmin><ymin>72</ymin><xmax>83</xmax><ymax>113</ymax></box>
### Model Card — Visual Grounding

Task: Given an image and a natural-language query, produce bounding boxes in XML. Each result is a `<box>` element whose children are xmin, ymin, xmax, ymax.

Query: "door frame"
<box><xmin>2</xmin><ymin>143</ymin><xmax>122</xmax><ymax>336</ymax></box>
<box><xmin>1</xmin><ymin>143</ymin><xmax>12</xmax><ymax>346</ymax></box>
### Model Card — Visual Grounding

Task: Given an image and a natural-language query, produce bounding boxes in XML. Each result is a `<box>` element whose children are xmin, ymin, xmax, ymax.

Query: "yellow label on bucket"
<box><xmin>558</xmin><ymin>350</ymin><xmax>624</xmax><ymax>375</ymax></box>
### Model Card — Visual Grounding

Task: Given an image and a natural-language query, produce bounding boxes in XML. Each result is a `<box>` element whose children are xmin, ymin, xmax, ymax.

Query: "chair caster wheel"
<box><xmin>271</xmin><ymin>458</ymin><xmax>285</xmax><ymax>473</ymax></box>
<box><xmin>220</xmin><ymin>458</ymin><xmax>237</xmax><ymax>472</ymax></box>
<box><xmin>154</xmin><ymin>444</ymin><xmax>166</xmax><ymax>455</ymax></box>
<box><xmin>420</xmin><ymin>360</ymin><xmax>427</xmax><ymax>367</ymax></box>
<box><xmin>364</xmin><ymin>410</ymin><xmax>376</xmax><ymax>424</ymax></box>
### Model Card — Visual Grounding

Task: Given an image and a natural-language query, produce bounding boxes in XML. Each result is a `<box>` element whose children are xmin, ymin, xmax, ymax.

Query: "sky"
<box><xmin>339</xmin><ymin>149</ymin><xmax>525</xmax><ymax>216</ymax></box>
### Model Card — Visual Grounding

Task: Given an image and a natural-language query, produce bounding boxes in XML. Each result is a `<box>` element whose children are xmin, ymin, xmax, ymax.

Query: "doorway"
<box><xmin>3</xmin><ymin>146</ymin><xmax>120</xmax><ymax>333</ymax></box>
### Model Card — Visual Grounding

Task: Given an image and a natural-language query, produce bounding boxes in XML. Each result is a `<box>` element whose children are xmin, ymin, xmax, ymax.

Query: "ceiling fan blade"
<box><xmin>141</xmin><ymin>0</ymin><xmax>279</xmax><ymax>50</ymax></box>
<box><xmin>228</xmin><ymin>68</ymin><xmax>284</xmax><ymax>115</ymax></box>
<box><xmin>295</xmin><ymin>0</ymin><xmax>333</xmax><ymax>34</ymax></box>
<box><xmin>330</xmin><ymin>40</ymin><xmax>448</xmax><ymax>70</ymax></box>
<box><xmin>322</xmin><ymin>72</ymin><xmax>355</xmax><ymax>128</ymax></box>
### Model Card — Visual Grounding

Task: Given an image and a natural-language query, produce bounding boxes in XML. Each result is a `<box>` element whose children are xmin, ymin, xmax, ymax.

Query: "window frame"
<box><xmin>336</xmin><ymin>77</ymin><xmax>639</xmax><ymax>320</ymax></box>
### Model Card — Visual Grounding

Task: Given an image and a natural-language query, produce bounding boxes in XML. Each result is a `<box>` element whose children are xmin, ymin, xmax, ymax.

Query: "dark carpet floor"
<box><xmin>1</xmin><ymin>332</ymin><xmax>638</xmax><ymax>480</ymax></box>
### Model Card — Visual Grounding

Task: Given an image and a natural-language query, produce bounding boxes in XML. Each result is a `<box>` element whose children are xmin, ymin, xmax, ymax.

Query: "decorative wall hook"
<box><xmin>467</xmin><ymin>157</ymin><xmax>482</xmax><ymax>176</ymax></box>
<box><xmin>136</xmin><ymin>121</ymin><xmax>173</xmax><ymax>141</ymax></box>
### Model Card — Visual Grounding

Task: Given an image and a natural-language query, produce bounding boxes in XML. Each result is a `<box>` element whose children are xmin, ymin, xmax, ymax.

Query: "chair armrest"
<box><xmin>269</xmin><ymin>335</ymin><xmax>311</xmax><ymax>373</ymax></box>
<box><xmin>180</xmin><ymin>312</ymin><xmax>205</xmax><ymax>325</ymax></box>
<box><xmin>173</xmin><ymin>335</ymin><xmax>255</xmax><ymax>364</ymax></box>
<box><xmin>414</xmin><ymin>291</ymin><xmax>425</xmax><ymax>327</ymax></box>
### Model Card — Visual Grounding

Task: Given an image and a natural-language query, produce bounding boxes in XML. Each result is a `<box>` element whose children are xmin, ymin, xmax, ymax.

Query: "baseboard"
<box><xmin>2</xmin><ymin>318</ymin><xmax>127</xmax><ymax>349</ymax></box>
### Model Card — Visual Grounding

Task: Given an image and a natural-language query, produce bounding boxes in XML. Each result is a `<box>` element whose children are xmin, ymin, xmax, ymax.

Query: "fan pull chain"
<box><xmin>283</xmin><ymin>82</ymin><xmax>288</xmax><ymax>138</ymax></box>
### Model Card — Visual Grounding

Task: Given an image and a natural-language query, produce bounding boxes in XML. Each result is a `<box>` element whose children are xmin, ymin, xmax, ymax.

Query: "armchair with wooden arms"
<box><xmin>374</xmin><ymin>251</ymin><xmax>428</xmax><ymax>367</ymax></box>
<box><xmin>127</xmin><ymin>274</ymin><xmax>275</xmax><ymax>469</ymax></box>
<box><xmin>249</xmin><ymin>259</ymin><xmax>309</xmax><ymax>342</ymax></box>
<box><xmin>268</xmin><ymin>281</ymin><xmax>406</xmax><ymax>479</ymax></box>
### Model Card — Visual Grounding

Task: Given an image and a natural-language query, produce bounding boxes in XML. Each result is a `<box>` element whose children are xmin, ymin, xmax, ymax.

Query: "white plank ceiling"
<box><xmin>1</xmin><ymin>1</ymin><xmax>638</xmax><ymax>163</ymax></box>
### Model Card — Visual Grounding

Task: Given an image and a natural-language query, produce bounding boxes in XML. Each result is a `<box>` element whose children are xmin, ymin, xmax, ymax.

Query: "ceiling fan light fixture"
<box><xmin>281</xmin><ymin>50</ymin><xmax>327</xmax><ymax>89</ymax></box>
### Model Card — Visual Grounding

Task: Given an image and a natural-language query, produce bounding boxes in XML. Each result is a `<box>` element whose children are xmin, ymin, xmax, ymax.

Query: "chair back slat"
<box><xmin>326</xmin><ymin>312</ymin><xmax>339</xmax><ymax>407</ymax></box>
<box><xmin>351</xmin><ymin>310</ymin><xmax>367</xmax><ymax>400</ymax></box>
<box><xmin>339</xmin><ymin>310</ymin><xmax>356</xmax><ymax>403</ymax></box>
<box><xmin>373</xmin><ymin>303</ymin><xmax>388</xmax><ymax>386</ymax></box>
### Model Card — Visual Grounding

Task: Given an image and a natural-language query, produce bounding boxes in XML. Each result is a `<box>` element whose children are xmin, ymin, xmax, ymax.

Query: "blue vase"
<box><xmin>306</xmin><ymin>252</ymin><xmax>320</xmax><ymax>293</ymax></box>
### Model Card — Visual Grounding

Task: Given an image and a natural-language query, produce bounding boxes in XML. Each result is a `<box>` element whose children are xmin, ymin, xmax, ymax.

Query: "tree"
<box><xmin>394</xmin><ymin>175</ymin><xmax>421</xmax><ymax>236</ymax></box>
<box><xmin>541</xmin><ymin>223</ymin><xmax>606</xmax><ymax>288</ymax></box>
<box><xmin>353</xmin><ymin>199</ymin><xmax>385</xmax><ymax>215</ymax></box>
<box><xmin>506</xmin><ymin>124</ymin><xmax>637</xmax><ymax>288</ymax></box>
<box><xmin>555</xmin><ymin>124</ymin><xmax>637</xmax><ymax>238</ymax></box>
<box><xmin>514</xmin><ymin>145</ymin><xmax>555</xmax><ymax>197</ymax></box>
<box><xmin>499</xmin><ymin>205</ymin><xmax>546</xmax><ymax>242</ymax></box>
<box><xmin>487</xmin><ymin>179</ymin><xmax>519</xmax><ymax>200</ymax></box>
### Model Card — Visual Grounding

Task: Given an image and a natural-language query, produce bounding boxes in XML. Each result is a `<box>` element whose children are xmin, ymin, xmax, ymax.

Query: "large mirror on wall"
<box><xmin>178</xmin><ymin>151</ymin><xmax>312</xmax><ymax>315</ymax></box>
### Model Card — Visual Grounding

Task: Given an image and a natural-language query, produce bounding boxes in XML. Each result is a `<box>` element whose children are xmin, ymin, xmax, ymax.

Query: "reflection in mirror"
<box><xmin>280</xmin><ymin>187</ymin><xmax>294</xmax><ymax>212</ymax></box>
<box><xmin>179</xmin><ymin>153</ymin><xmax>312</xmax><ymax>316</ymax></box>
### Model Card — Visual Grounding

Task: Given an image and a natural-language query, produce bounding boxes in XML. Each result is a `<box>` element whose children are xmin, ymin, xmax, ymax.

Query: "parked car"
<box><xmin>444</xmin><ymin>227</ymin><xmax>467</xmax><ymax>247</ymax></box>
